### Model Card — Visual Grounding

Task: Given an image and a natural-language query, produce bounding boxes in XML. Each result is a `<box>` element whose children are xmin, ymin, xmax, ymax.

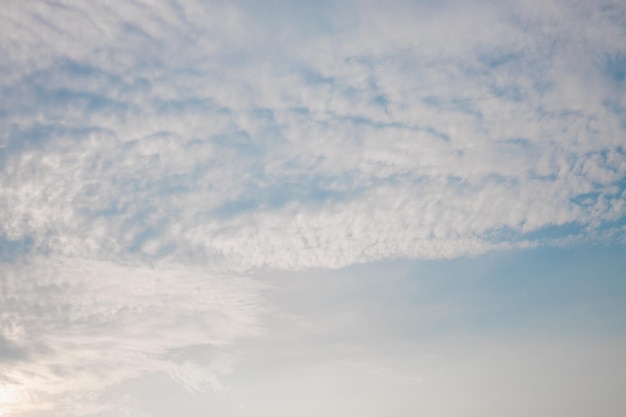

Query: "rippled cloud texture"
<box><xmin>1</xmin><ymin>0</ymin><xmax>625</xmax><ymax>416</ymax></box>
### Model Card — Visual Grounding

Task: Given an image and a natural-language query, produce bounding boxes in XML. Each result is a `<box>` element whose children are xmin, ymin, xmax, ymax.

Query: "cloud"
<box><xmin>1</xmin><ymin>0</ymin><xmax>625</xmax><ymax>414</ymax></box>
<box><xmin>1</xmin><ymin>0</ymin><xmax>625</xmax><ymax>270</ymax></box>
<box><xmin>0</xmin><ymin>257</ymin><xmax>264</xmax><ymax>416</ymax></box>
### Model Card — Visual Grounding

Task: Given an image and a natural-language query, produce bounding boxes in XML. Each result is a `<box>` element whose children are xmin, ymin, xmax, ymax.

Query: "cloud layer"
<box><xmin>1</xmin><ymin>0</ymin><xmax>625</xmax><ymax>269</ymax></box>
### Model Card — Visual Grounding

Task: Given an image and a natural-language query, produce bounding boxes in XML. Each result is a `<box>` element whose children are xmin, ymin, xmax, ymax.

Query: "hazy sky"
<box><xmin>1</xmin><ymin>0</ymin><xmax>625</xmax><ymax>416</ymax></box>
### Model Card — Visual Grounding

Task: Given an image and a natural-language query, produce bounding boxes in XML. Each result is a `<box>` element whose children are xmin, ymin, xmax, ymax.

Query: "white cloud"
<box><xmin>0</xmin><ymin>257</ymin><xmax>264</xmax><ymax>416</ymax></box>
<box><xmin>1</xmin><ymin>0</ymin><xmax>624</xmax><ymax>270</ymax></box>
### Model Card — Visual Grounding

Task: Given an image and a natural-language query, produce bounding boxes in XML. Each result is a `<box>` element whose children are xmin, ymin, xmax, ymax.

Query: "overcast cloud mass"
<box><xmin>1</xmin><ymin>0</ymin><xmax>625</xmax><ymax>416</ymax></box>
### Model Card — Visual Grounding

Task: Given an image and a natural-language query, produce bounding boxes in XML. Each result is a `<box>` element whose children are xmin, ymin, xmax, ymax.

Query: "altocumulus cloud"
<box><xmin>0</xmin><ymin>0</ymin><xmax>625</xmax><ymax>415</ymax></box>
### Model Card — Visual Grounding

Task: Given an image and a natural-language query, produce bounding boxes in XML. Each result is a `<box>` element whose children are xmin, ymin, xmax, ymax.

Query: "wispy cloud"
<box><xmin>0</xmin><ymin>257</ymin><xmax>264</xmax><ymax>415</ymax></box>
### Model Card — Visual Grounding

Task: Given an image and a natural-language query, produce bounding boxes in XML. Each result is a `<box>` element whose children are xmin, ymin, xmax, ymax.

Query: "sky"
<box><xmin>0</xmin><ymin>0</ymin><xmax>625</xmax><ymax>416</ymax></box>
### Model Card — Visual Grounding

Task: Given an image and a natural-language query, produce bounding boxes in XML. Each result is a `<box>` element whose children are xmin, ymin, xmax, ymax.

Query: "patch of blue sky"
<box><xmin>479</xmin><ymin>50</ymin><xmax>524</xmax><ymax>69</ymax></box>
<box><xmin>613</xmin><ymin>171</ymin><xmax>626</xmax><ymax>190</ymax></box>
<box><xmin>421</xmin><ymin>95</ymin><xmax>484</xmax><ymax>120</ymax></box>
<box><xmin>0</xmin><ymin>83</ymin><xmax>131</xmax><ymax>129</ymax></box>
<box><xmin>326</xmin><ymin>113</ymin><xmax>449</xmax><ymax>141</ymax></box>
<box><xmin>521</xmin><ymin>214</ymin><xmax>626</xmax><ymax>244</ymax></box>
<box><xmin>530</xmin><ymin>78</ymin><xmax>556</xmax><ymax>96</ymax></box>
<box><xmin>496</xmin><ymin>137</ymin><xmax>533</xmax><ymax>147</ymax></box>
<box><xmin>247</xmin><ymin>0</ymin><xmax>351</xmax><ymax>38</ymax></box>
<box><xmin>1</xmin><ymin>124</ymin><xmax>115</xmax><ymax>157</ymax></box>
<box><xmin>572</xmin><ymin>176</ymin><xmax>626</xmax><ymax>208</ymax></box>
<box><xmin>153</xmin><ymin>97</ymin><xmax>227</xmax><ymax>117</ymax></box>
<box><xmin>119</xmin><ymin>208</ymin><xmax>173</xmax><ymax>254</ymax></box>
<box><xmin>528</xmin><ymin>168</ymin><xmax>559</xmax><ymax>182</ymax></box>
<box><xmin>126</xmin><ymin>225</ymin><xmax>170</xmax><ymax>255</ymax></box>
<box><xmin>78</xmin><ymin>205</ymin><xmax>124</xmax><ymax>221</ymax></box>
<box><xmin>585</xmin><ymin>215</ymin><xmax>626</xmax><ymax>242</ymax></box>
<box><xmin>296</xmin><ymin>66</ymin><xmax>336</xmax><ymax>86</ymax></box>
<box><xmin>35</xmin><ymin>58</ymin><xmax>127</xmax><ymax>88</ymax></box>
<box><xmin>481</xmin><ymin>222</ymin><xmax>586</xmax><ymax>245</ymax></box>
<box><xmin>595</xmin><ymin>146</ymin><xmax>626</xmax><ymax>166</ymax></box>
<box><xmin>484</xmin><ymin>172</ymin><xmax>522</xmax><ymax>187</ymax></box>
<box><xmin>0</xmin><ymin>236</ymin><xmax>34</xmax><ymax>261</ymax></box>
<box><xmin>107</xmin><ymin>179</ymin><xmax>176</xmax><ymax>207</ymax></box>
<box><xmin>603</xmin><ymin>98</ymin><xmax>626</xmax><ymax>129</ymax></box>
<box><xmin>209</xmin><ymin>131</ymin><xmax>267</xmax><ymax>161</ymax></box>
<box><xmin>287</xmin><ymin>106</ymin><xmax>311</xmax><ymax>116</ymax></box>
<box><xmin>202</xmin><ymin>108</ymin><xmax>290</xmax><ymax>152</ymax></box>
<box><xmin>371</xmin><ymin>94</ymin><xmax>389</xmax><ymax>109</ymax></box>
<box><xmin>424</xmin><ymin>126</ymin><xmax>451</xmax><ymax>142</ymax></box>
<box><xmin>383</xmin><ymin>246</ymin><xmax>626</xmax><ymax>338</ymax></box>
<box><xmin>11</xmin><ymin>60</ymin><xmax>121</xmax><ymax>92</ymax></box>
<box><xmin>211</xmin><ymin>175</ymin><xmax>361</xmax><ymax>219</ymax></box>
<box><xmin>246</xmin><ymin>108</ymin><xmax>290</xmax><ymax>142</ymax></box>
<box><xmin>425</xmin><ymin>246</ymin><xmax>626</xmax><ymax>337</ymax></box>
<box><xmin>446</xmin><ymin>175</ymin><xmax>464</xmax><ymax>185</ymax></box>
<box><xmin>571</xmin><ymin>191</ymin><xmax>603</xmax><ymax>207</ymax></box>
<box><xmin>488</xmin><ymin>83</ymin><xmax>525</xmax><ymax>102</ymax></box>
<box><xmin>119</xmin><ymin>20</ymin><xmax>158</xmax><ymax>42</ymax></box>
<box><xmin>534</xmin><ymin>106</ymin><xmax>586</xmax><ymax>124</ymax></box>
<box><xmin>605</xmin><ymin>52</ymin><xmax>626</xmax><ymax>83</ymax></box>
<box><xmin>41</xmin><ymin>88</ymin><xmax>127</xmax><ymax>114</ymax></box>
<box><xmin>74</xmin><ymin>178</ymin><xmax>165</xmax><ymax>224</ymax></box>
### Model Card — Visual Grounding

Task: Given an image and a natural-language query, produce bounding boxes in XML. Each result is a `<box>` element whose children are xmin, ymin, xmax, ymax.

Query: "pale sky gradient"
<box><xmin>1</xmin><ymin>0</ymin><xmax>625</xmax><ymax>416</ymax></box>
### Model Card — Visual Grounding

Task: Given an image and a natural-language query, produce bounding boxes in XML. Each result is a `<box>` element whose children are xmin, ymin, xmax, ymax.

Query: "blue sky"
<box><xmin>0</xmin><ymin>0</ymin><xmax>625</xmax><ymax>416</ymax></box>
